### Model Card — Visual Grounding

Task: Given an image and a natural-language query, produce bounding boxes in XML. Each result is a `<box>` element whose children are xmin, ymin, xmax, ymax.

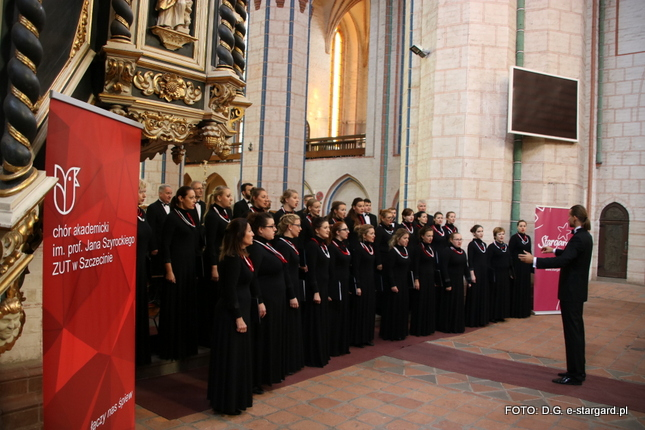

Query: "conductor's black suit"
<box><xmin>535</xmin><ymin>227</ymin><xmax>593</xmax><ymax>381</ymax></box>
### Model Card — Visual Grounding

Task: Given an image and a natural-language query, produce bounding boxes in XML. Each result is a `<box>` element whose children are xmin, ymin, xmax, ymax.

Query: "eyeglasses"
<box><xmin>292</xmin><ymin>224</ymin><xmax>302</xmax><ymax>228</ymax></box>
<box><xmin>263</xmin><ymin>225</ymin><xmax>277</xmax><ymax>229</ymax></box>
<box><xmin>340</xmin><ymin>228</ymin><xmax>349</xmax><ymax>231</ymax></box>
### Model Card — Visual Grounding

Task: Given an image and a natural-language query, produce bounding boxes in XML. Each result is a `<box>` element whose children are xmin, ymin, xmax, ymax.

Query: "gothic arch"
<box><xmin>324</xmin><ymin>174</ymin><xmax>368</xmax><ymax>213</ymax></box>
<box><xmin>205</xmin><ymin>172</ymin><xmax>227</xmax><ymax>200</ymax></box>
<box><xmin>390</xmin><ymin>190</ymin><xmax>400</xmax><ymax>213</ymax></box>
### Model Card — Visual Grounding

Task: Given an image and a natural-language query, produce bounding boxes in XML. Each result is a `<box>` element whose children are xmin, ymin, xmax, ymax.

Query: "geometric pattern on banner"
<box><xmin>533</xmin><ymin>206</ymin><xmax>572</xmax><ymax>313</ymax></box>
<box><xmin>43</xmin><ymin>95</ymin><xmax>140</xmax><ymax>429</ymax></box>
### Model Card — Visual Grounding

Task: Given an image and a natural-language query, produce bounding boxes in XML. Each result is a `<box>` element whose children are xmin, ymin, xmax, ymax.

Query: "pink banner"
<box><xmin>533</xmin><ymin>206</ymin><xmax>572</xmax><ymax>314</ymax></box>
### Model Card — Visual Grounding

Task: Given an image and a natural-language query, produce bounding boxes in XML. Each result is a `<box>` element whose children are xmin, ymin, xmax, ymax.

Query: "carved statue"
<box><xmin>156</xmin><ymin>0</ymin><xmax>193</xmax><ymax>34</ymax></box>
<box><xmin>0</xmin><ymin>297</ymin><xmax>24</xmax><ymax>353</ymax></box>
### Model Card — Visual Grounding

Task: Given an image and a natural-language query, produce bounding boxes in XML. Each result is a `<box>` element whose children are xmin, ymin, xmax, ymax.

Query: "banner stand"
<box><xmin>532</xmin><ymin>206</ymin><xmax>572</xmax><ymax>316</ymax></box>
<box><xmin>43</xmin><ymin>92</ymin><xmax>142</xmax><ymax>430</ymax></box>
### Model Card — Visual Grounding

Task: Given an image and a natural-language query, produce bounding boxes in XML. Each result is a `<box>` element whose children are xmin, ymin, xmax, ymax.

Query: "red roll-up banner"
<box><xmin>43</xmin><ymin>92</ymin><xmax>142</xmax><ymax>429</ymax></box>
<box><xmin>533</xmin><ymin>206</ymin><xmax>572</xmax><ymax>314</ymax></box>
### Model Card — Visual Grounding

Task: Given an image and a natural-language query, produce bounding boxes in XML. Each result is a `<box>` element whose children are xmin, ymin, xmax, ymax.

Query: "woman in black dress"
<box><xmin>328</xmin><ymin>221</ymin><xmax>352</xmax><ymax>356</ymax></box>
<box><xmin>380</xmin><ymin>228</ymin><xmax>417</xmax><ymax>340</ymax></box>
<box><xmin>325</xmin><ymin>201</ymin><xmax>347</xmax><ymax>226</ymax></box>
<box><xmin>300</xmin><ymin>198</ymin><xmax>322</xmax><ymax>242</ymax></box>
<box><xmin>438</xmin><ymin>232</ymin><xmax>472</xmax><ymax>333</ymax></box>
<box><xmin>159</xmin><ymin>186</ymin><xmax>200</xmax><ymax>360</ymax></box>
<box><xmin>207</xmin><ymin>219</ymin><xmax>265</xmax><ymax>415</ymax></box>
<box><xmin>202</xmin><ymin>186</ymin><xmax>233</xmax><ymax>345</ymax></box>
<box><xmin>414</xmin><ymin>211</ymin><xmax>428</xmax><ymax>230</ymax></box>
<box><xmin>273</xmin><ymin>189</ymin><xmax>300</xmax><ymax>224</ymax></box>
<box><xmin>344</xmin><ymin>197</ymin><xmax>366</xmax><ymax>250</ymax></box>
<box><xmin>509</xmin><ymin>220</ymin><xmax>533</xmax><ymax>318</ymax></box>
<box><xmin>410</xmin><ymin>226</ymin><xmax>437</xmax><ymax>336</ymax></box>
<box><xmin>488</xmin><ymin>227</ymin><xmax>512</xmax><ymax>323</ymax></box>
<box><xmin>302</xmin><ymin>217</ymin><xmax>331</xmax><ymax>367</ymax></box>
<box><xmin>136</xmin><ymin>180</ymin><xmax>157</xmax><ymax>366</ymax></box>
<box><xmin>274</xmin><ymin>214</ymin><xmax>305</xmax><ymax>374</ymax></box>
<box><xmin>399</xmin><ymin>208</ymin><xmax>419</xmax><ymax>252</ymax></box>
<box><xmin>465</xmin><ymin>225</ymin><xmax>489</xmax><ymax>327</ymax></box>
<box><xmin>351</xmin><ymin>224</ymin><xmax>377</xmax><ymax>347</ymax></box>
<box><xmin>430</xmin><ymin>212</ymin><xmax>449</xmax><ymax>254</ymax></box>
<box><xmin>249</xmin><ymin>187</ymin><xmax>270</xmax><ymax>213</ymax></box>
<box><xmin>374</xmin><ymin>209</ymin><xmax>395</xmax><ymax>314</ymax></box>
<box><xmin>248</xmin><ymin>212</ymin><xmax>292</xmax><ymax>389</ymax></box>
<box><xmin>445</xmin><ymin>211</ymin><xmax>458</xmax><ymax>234</ymax></box>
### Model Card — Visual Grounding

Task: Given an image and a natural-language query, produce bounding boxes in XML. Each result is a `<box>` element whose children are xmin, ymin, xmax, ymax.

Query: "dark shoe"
<box><xmin>552</xmin><ymin>376</ymin><xmax>582</xmax><ymax>386</ymax></box>
<box><xmin>365</xmin><ymin>341</ymin><xmax>374</xmax><ymax>346</ymax></box>
<box><xmin>558</xmin><ymin>372</ymin><xmax>586</xmax><ymax>381</ymax></box>
<box><xmin>253</xmin><ymin>386</ymin><xmax>265</xmax><ymax>394</ymax></box>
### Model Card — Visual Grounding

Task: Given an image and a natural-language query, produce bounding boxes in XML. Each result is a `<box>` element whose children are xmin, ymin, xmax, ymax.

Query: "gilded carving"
<box><xmin>0</xmin><ymin>291</ymin><xmax>26</xmax><ymax>355</ymax></box>
<box><xmin>70</xmin><ymin>0</ymin><xmax>90</xmax><ymax>60</ymax></box>
<box><xmin>0</xmin><ymin>207</ymin><xmax>39</xmax><ymax>278</ymax></box>
<box><xmin>171</xmin><ymin>145</ymin><xmax>185</xmax><ymax>164</ymax></box>
<box><xmin>0</xmin><ymin>203</ymin><xmax>41</xmax><ymax>355</ymax></box>
<box><xmin>230</xmin><ymin>107</ymin><xmax>244</xmax><ymax>124</ymax></box>
<box><xmin>209</xmin><ymin>82</ymin><xmax>237</xmax><ymax>115</ymax></box>
<box><xmin>150</xmin><ymin>26</ymin><xmax>197</xmax><ymax>51</ymax></box>
<box><xmin>201</xmin><ymin>121</ymin><xmax>232</xmax><ymax>158</ymax></box>
<box><xmin>129</xmin><ymin>109</ymin><xmax>195</xmax><ymax>142</ymax></box>
<box><xmin>104</xmin><ymin>57</ymin><xmax>136</xmax><ymax>95</ymax></box>
<box><xmin>133</xmin><ymin>71</ymin><xmax>203</xmax><ymax>105</ymax></box>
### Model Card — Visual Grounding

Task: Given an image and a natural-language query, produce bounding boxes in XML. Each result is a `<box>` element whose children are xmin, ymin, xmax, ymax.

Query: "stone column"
<box><xmin>403</xmin><ymin>0</ymin><xmax>517</xmax><ymax>228</ymax></box>
<box><xmin>242</xmin><ymin>0</ymin><xmax>311</xmax><ymax>201</ymax></box>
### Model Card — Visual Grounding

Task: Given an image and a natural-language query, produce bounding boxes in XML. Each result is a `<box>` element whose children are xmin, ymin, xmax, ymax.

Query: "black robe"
<box><xmin>274</xmin><ymin>236</ymin><xmax>305</xmax><ymax>374</ymax></box>
<box><xmin>328</xmin><ymin>239</ymin><xmax>351</xmax><ymax>356</ymax></box>
<box><xmin>350</xmin><ymin>241</ymin><xmax>377</xmax><ymax>346</ymax></box>
<box><xmin>380</xmin><ymin>245</ymin><xmax>413</xmax><ymax>340</ymax></box>
<box><xmin>136</xmin><ymin>208</ymin><xmax>156</xmax><ymax>366</ymax></box>
<box><xmin>146</xmin><ymin>200</ymin><xmax>169</xmax><ymax>278</ymax></box>
<box><xmin>201</xmin><ymin>204</ymin><xmax>232</xmax><ymax>345</ymax></box>
<box><xmin>430</xmin><ymin>225</ymin><xmax>449</xmax><ymax>254</ymax></box>
<box><xmin>438</xmin><ymin>246</ymin><xmax>471</xmax><ymax>333</ymax></box>
<box><xmin>488</xmin><ymin>241</ymin><xmax>512</xmax><ymax>322</ymax></box>
<box><xmin>159</xmin><ymin>207</ymin><xmax>200</xmax><ymax>360</ymax></box>
<box><xmin>465</xmin><ymin>239</ymin><xmax>490</xmax><ymax>327</ymax></box>
<box><xmin>509</xmin><ymin>233</ymin><xmax>533</xmax><ymax>318</ymax></box>
<box><xmin>248</xmin><ymin>238</ymin><xmax>290</xmax><ymax>386</ymax></box>
<box><xmin>302</xmin><ymin>237</ymin><xmax>331</xmax><ymax>367</ymax></box>
<box><xmin>410</xmin><ymin>243</ymin><xmax>437</xmax><ymax>336</ymax></box>
<box><xmin>374</xmin><ymin>223</ymin><xmax>394</xmax><ymax>314</ymax></box>
<box><xmin>273</xmin><ymin>208</ymin><xmax>296</xmax><ymax>224</ymax></box>
<box><xmin>207</xmin><ymin>254</ymin><xmax>258</xmax><ymax>415</ymax></box>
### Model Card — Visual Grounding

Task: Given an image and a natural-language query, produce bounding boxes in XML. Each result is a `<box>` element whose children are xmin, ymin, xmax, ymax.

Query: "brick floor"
<box><xmin>136</xmin><ymin>280</ymin><xmax>645</xmax><ymax>429</ymax></box>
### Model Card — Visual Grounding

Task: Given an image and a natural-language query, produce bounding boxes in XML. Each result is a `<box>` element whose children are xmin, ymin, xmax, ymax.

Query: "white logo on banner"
<box><xmin>54</xmin><ymin>165</ymin><xmax>81</xmax><ymax>215</ymax></box>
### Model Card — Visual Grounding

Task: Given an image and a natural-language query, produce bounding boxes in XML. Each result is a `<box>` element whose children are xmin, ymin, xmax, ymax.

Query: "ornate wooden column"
<box><xmin>0</xmin><ymin>0</ymin><xmax>56</xmax><ymax>356</ymax></box>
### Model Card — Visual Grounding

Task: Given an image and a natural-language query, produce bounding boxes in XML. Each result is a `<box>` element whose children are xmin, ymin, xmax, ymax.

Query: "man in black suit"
<box><xmin>146</xmin><ymin>184</ymin><xmax>173</xmax><ymax>304</ymax></box>
<box><xmin>190</xmin><ymin>180</ymin><xmax>207</xmax><ymax>224</ymax></box>
<box><xmin>363</xmin><ymin>198</ymin><xmax>378</xmax><ymax>225</ymax></box>
<box><xmin>233</xmin><ymin>182</ymin><xmax>253</xmax><ymax>219</ymax></box>
<box><xmin>519</xmin><ymin>204</ymin><xmax>593</xmax><ymax>385</ymax></box>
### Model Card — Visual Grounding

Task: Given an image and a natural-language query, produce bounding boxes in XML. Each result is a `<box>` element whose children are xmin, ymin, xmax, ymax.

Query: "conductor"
<box><xmin>518</xmin><ymin>204</ymin><xmax>593</xmax><ymax>386</ymax></box>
